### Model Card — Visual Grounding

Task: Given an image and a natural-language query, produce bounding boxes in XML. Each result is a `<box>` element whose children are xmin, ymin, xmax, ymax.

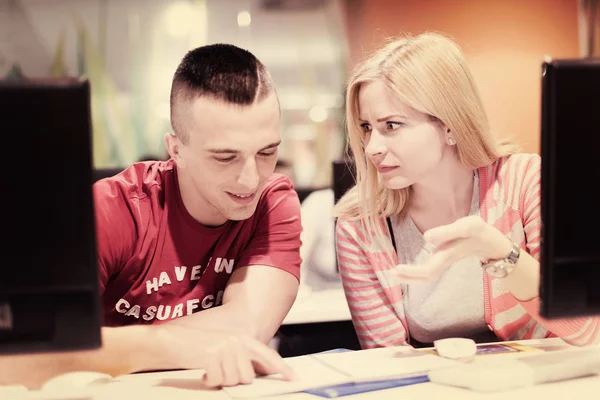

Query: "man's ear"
<box><xmin>164</xmin><ymin>132</ymin><xmax>186</xmax><ymax>168</ymax></box>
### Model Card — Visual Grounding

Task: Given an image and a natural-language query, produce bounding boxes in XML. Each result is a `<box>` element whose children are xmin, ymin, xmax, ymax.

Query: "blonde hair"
<box><xmin>333</xmin><ymin>32</ymin><xmax>519</xmax><ymax>236</ymax></box>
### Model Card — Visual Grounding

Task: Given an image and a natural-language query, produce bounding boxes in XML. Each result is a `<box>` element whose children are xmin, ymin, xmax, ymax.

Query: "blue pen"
<box><xmin>304</xmin><ymin>375</ymin><xmax>430</xmax><ymax>398</ymax></box>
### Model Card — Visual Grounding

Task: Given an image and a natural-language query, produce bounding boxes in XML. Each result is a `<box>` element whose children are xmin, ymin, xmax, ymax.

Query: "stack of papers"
<box><xmin>223</xmin><ymin>347</ymin><xmax>461</xmax><ymax>398</ymax></box>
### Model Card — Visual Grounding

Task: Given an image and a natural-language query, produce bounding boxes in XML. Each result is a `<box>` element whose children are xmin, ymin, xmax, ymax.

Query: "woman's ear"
<box><xmin>443</xmin><ymin>127</ymin><xmax>457</xmax><ymax>146</ymax></box>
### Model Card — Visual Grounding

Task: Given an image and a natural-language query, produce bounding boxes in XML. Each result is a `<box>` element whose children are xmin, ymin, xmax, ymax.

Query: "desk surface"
<box><xmin>106</xmin><ymin>338</ymin><xmax>599</xmax><ymax>400</ymax></box>
<box><xmin>282</xmin><ymin>287</ymin><xmax>351</xmax><ymax>325</ymax></box>
<box><xmin>9</xmin><ymin>339</ymin><xmax>598</xmax><ymax>399</ymax></box>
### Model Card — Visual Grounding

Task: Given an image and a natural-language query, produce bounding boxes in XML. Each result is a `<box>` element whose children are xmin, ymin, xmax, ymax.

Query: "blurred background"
<box><xmin>1</xmin><ymin>0</ymin><xmax>598</xmax><ymax>188</ymax></box>
<box><xmin>1</xmin><ymin>0</ymin><xmax>598</xmax><ymax>356</ymax></box>
<box><xmin>0</xmin><ymin>0</ymin><xmax>348</xmax><ymax>189</ymax></box>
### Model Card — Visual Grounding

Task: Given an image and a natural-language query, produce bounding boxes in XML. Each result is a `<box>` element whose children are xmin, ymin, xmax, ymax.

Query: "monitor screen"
<box><xmin>539</xmin><ymin>58</ymin><xmax>600</xmax><ymax>318</ymax></box>
<box><xmin>0</xmin><ymin>78</ymin><xmax>101</xmax><ymax>354</ymax></box>
<box><xmin>332</xmin><ymin>159</ymin><xmax>356</xmax><ymax>205</ymax></box>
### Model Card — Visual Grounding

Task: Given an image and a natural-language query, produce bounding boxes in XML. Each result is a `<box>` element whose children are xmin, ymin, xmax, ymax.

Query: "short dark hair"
<box><xmin>170</xmin><ymin>44</ymin><xmax>274</xmax><ymax>143</ymax></box>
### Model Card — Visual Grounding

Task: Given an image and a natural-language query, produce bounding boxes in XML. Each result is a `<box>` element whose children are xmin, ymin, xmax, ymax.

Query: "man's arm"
<box><xmin>140</xmin><ymin>265</ymin><xmax>299</xmax><ymax>379</ymax></box>
<box><xmin>143</xmin><ymin>176</ymin><xmax>303</xmax><ymax>385</ymax></box>
<box><xmin>141</xmin><ymin>176</ymin><xmax>302</xmax><ymax>386</ymax></box>
<box><xmin>0</xmin><ymin>177</ymin><xmax>302</xmax><ymax>388</ymax></box>
<box><xmin>0</xmin><ymin>325</ymin><xmax>147</xmax><ymax>388</ymax></box>
<box><xmin>201</xmin><ymin>265</ymin><xmax>299</xmax><ymax>343</ymax></box>
<box><xmin>0</xmin><ymin>179</ymin><xmax>143</xmax><ymax>389</ymax></box>
<box><xmin>0</xmin><ymin>266</ymin><xmax>298</xmax><ymax>389</ymax></box>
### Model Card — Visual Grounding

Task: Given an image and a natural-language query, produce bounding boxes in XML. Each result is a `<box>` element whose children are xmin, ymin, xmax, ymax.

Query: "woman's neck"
<box><xmin>408</xmin><ymin>158</ymin><xmax>475</xmax><ymax>230</ymax></box>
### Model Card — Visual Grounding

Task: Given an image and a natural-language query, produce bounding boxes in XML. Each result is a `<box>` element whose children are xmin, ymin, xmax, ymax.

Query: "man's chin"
<box><xmin>223</xmin><ymin>205</ymin><xmax>259</xmax><ymax>221</ymax></box>
<box><xmin>222</xmin><ymin>189</ymin><xmax>264</xmax><ymax>221</ymax></box>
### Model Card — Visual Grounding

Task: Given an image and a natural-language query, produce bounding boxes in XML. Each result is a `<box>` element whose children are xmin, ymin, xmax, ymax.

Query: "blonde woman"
<box><xmin>334</xmin><ymin>32</ymin><xmax>600</xmax><ymax>349</ymax></box>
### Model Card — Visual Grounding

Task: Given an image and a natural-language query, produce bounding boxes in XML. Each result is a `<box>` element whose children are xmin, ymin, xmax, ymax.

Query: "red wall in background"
<box><xmin>342</xmin><ymin>0</ymin><xmax>580</xmax><ymax>153</ymax></box>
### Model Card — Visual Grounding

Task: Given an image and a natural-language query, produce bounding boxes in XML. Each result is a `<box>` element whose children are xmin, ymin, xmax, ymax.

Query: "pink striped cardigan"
<box><xmin>336</xmin><ymin>153</ymin><xmax>600</xmax><ymax>348</ymax></box>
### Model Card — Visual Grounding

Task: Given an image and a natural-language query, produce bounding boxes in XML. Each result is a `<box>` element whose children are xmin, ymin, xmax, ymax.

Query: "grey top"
<box><xmin>392</xmin><ymin>171</ymin><xmax>497</xmax><ymax>344</ymax></box>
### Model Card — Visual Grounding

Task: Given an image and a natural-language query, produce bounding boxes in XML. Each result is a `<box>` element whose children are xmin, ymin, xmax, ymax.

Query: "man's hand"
<box><xmin>0</xmin><ymin>320</ymin><xmax>295</xmax><ymax>390</ymax></box>
<box><xmin>393</xmin><ymin>216</ymin><xmax>512</xmax><ymax>283</ymax></box>
<box><xmin>133</xmin><ymin>265</ymin><xmax>299</xmax><ymax>388</ymax></box>
<box><xmin>149</xmin><ymin>317</ymin><xmax>295</xmax><ymax>388</ymax></box>
<box><xmin>0</xmin><ymin>264</ymin><xmax>299</xmax><ymax>389</ymax></box>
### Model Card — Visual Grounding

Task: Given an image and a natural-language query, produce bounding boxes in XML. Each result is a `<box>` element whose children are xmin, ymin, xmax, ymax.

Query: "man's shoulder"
<box><xmin>256</xmin><ymin>173</ymin><xmax>300</xmax><ymax>206</ymax></box>
<box><xmin>262</xmin><ymin>173</ymin><xmax>296</xmax><ymax>192</ymax></box>
<box><xmin>93</xmin><ymin>159</ymin><xmax>175</xmax><ymax>201</ymax></box>
<box><xmin>242</xmin><ymin>173</ymin><xmax>301</xmax><ymax>226</ymax></box>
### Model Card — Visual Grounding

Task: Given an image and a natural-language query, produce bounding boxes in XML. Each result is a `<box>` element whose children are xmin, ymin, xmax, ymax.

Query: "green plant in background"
<box><xmin>4</xmin><ymin>63</ymin><xmax>25</xmax><ymax>81</ymax></box>
<box><xmin>50</xmin><ymin>29</ymin><xmax>67</xmax><ymax>78</ymax></box>
<box><xmin>46</xmin><ymin>1</ymin><xmax>209</xmax><ymax>166</ymax></box>
<box><xmin>78</xmin><ymin>19</ymin><xmax>139</xmax><ymax>167</ymax></box>
<box><xmin>50</xmin><ymin>16</ymin><xmax>142</xmax><ymax>168</ymax></box>
<box><xmin>128</xmin><ymin>14</ymin><xmax>150</xmax><ymax>159</ymax></box>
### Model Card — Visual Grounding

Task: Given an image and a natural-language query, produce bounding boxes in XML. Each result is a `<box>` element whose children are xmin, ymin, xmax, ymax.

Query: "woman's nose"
<box><xmin>365</xmin><ymin>130</ymin><xmax>386</xmax><ymax>159</ymax></box>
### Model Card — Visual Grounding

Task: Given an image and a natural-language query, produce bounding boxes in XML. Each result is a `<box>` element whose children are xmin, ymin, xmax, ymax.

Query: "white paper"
<box><xmin>223</xmin><ymin>349</ymin><xmax>460</xmax><ymax>398</ymax></box>
<box><xmin>313</xmin><ymin>351</ymin><xmax>460</xmax><ymax>382</ymax></box>
<box><xmin>222</xmin><ymin>355</ymin><xmax>350</xmax><ymax>398</ymax></box>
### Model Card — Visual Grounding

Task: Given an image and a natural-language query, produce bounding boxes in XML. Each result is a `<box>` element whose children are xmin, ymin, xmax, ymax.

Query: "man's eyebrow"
<box><xmin>207</xmin><ymin>148</ymin><xmax>241</xmax><ymax>154</ymax></box>
<box><xmin>207</xmin><ymin>141</ymin><xmax>281</xmax><ymax>154</ymax></box>
<box><xmin>259</xmin><ymin>141</ymin><xmax>281</xmax><ymax>151</ymax></box>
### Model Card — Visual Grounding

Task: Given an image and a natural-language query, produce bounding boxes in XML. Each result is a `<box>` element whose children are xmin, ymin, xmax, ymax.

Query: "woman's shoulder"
<box><xmin>336</xmin><ymin>217</ymin><xmax>365</xmax><ymax>234</ymax></box>
<box><xmin>479</xmin><ymin>153</ymin><xmax>540</xmax><ymax>184</ymax></box>
<box><xmin>496</xmin><ymin>152</ymin><xmax>540</xmax><ymax>169</ymax></box>
<box><xmin>479</xmin><ymin>152</ymin><xmax>541</xmax><ymax>211</ymax></box>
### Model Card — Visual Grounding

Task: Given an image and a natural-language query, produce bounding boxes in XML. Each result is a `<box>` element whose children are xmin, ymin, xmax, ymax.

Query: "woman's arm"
<box><xmin>336</xmin><ymin>220</ymin><xmax>409</xmax><ymax>348</ymax></box>
<box><xmin>507</xmin><ymin>156</ymin><xmax>600</xmax><ymax>346</ymax></box>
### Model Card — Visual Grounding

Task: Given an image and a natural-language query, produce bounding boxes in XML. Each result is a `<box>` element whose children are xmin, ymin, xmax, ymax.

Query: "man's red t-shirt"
<box><xmin>93</xmin><ymin>160</ymin><xmax>302</xmax><ymax>326</ymax></box>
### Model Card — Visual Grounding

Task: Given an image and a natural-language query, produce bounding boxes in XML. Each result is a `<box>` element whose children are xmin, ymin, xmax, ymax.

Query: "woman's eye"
<box><xmin>258</xmin><ymin>152</ymin><xmax>276</xmax><ymax>157</ymax></box>
<box><xmin>386</xmin><ymin>121</ymin><xmax>403</xmax><ymax>130</ymax></box>
<box><xmin>360</xmin><ymin>123</ymin><xmax>371</xmax><ymax>132</ymax></box>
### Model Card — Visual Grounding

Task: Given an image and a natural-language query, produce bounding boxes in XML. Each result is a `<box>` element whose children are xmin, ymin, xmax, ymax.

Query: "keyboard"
<box><xmin>428</xmin><ymin>346</ymin><xmax>600</xmax><ymax>392</ymax></box>
<box><xmin>518</xmin><ymin>347</ymin><xmax>600</xmax><ymax>384</ymax></box>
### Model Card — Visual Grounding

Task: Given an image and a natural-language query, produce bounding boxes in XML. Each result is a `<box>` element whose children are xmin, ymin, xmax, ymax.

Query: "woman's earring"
<box><xmin>447</xmin><ymin>137</ymin><xmax>457</xmax><ymax>146</ymax></box>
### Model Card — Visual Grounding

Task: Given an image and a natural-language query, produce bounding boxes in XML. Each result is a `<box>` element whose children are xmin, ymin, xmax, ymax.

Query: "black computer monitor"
<box><xmin>332</xmin><ymin>158</ymin><xmax>356</xmax><ymax>205</ymax></box>
<box><xmin>0</xmin><ymin>78</ymin><xmax>101</xmax><ymax>354</ymax></box>
<box><xmin>539</xmin><ymin>58</ymin><xmax>600</xmax><ymax>319</ymax></box>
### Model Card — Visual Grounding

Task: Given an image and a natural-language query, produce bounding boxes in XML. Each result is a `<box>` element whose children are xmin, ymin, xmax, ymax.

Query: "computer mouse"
<box><xmin>433</xmin><ymin>338</ymin><xmax>477</xmax><ymax>361</ymax></box>
<box><xmin>41</xmin><ymin>371</ymin><xmax>113</xmax><ymax>392</ymax></box>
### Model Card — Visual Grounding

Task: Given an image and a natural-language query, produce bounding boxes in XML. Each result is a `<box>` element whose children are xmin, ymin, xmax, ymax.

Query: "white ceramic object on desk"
<box><xmin>433</xmin><ymin>338</ymin><xmax>477</xmax><ymax>361</ymax></box>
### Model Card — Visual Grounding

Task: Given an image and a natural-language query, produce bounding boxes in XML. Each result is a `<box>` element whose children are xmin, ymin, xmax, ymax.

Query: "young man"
<box><xmin>1</xmin><ymin>44</ymin><xmax>301</xmax><ymax>389</ymax></box>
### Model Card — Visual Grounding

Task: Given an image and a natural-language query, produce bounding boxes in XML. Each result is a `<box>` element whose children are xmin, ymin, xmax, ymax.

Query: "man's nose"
<box><xmin>238</xmin><ymin>158</ymin><xmax>260</xmax><ymax>191</ymax></box>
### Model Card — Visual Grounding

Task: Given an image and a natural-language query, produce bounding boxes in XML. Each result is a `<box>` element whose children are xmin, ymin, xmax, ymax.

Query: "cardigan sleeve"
<box><xmin>336</xmin><ymin>219</ymin><xmax>409</xmax><ymax>348</ymax></box>
<box><xmin>518</xmin><ymin>155</ymin><xmax>600</xmax><ymax>346</ymax></box>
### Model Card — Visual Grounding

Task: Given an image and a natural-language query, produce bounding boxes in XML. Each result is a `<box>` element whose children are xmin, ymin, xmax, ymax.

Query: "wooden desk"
<box><xmin>108</xmin><ymin>338</ymin><xmax>600</xmax><ymax>400</ymax></box>
<box><xmin>11</xmin><ymin>339</ymin><xmax>599</xmax><ymax>399</ymax></box>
